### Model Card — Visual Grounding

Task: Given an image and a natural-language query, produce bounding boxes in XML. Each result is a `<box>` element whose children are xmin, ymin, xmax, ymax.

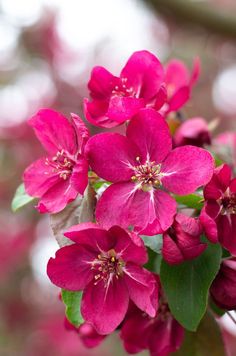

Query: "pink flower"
<box><xmin>84</xmin><ymin>50</ymin><xmax>164</xmax><ymax>128</ymax></box>
<box><xmin>64</xmin><ymin>318</ymin><xmax>106</xmax><ymax>348</ymax></box>
<box><xmin>159</xmin><ymin>58</ymin><xmax>200</xmax><ymax>114</ymax></box>
<box><xmin>86</xmin><ymin>108</ymin><xmax>214</xmax><ymax>234</ymax></box>
<box><xmin>47</xmin><ymin>223</ymin><xmax>158</xmax><ymax>334</ymax></box>
<box><xmin>210</xmin><ymin>258</ymin><xmax>236</xmax><ymax>310</ymax></box>
<box><xmin>120</xmin><ymin>282</ymin><xmax>184</xmax><ymax>356</ymax></box>
<box><xmin>162</xmin><ymin>213</ymin><xmax>206</xmax><ymax>265</ymax></box>
<box><xmin>200</xmin><ymin>164</ymin><xmax>236</xmax><ymax>254</ymax></box>
<box><xmin>174</xmin><ymin>117</ymin><xmax>211</xmax><ymax>148</ymax></box>
<box><xmin>23</xmin><ymin>109</ymin><xmax>89</xmax><ymax>213</ymax></box>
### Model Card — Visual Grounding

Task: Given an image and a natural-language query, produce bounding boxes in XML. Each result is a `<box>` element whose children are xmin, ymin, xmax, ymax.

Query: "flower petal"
<box><xmin>107</xmin><ymin>96</ymin><xmax>144</xmax><ymax>122</ymax></box>
<box><xmin>84</xmin><ymin>98</ymin><xmax>119</xmax><ymax>128</ymax></box>
<box><xmin>70</xmin><ymin>156</ymin><xmax>88</xmax><ymax>195</ymax></box>
<box><xmin>204</xmin><ymin>164</ymin><xmax>231</xmax><ymax>200</ymax></box>
<box><xmin>81</xmin><ymin>277</ymin><xmax>129</xmax><ymax>334</ymax></box>
<box><xmin>121</xmin><ymin>50</ymin><xmax>164</xmax><ymax>100</ymax></box>
<box><xmin>124</xmin><ymin>263</ymin><xmax>158</xmax><ymax>317</ymax></box>
<box><xmin>37</xmin><ymin>179</ymin><xmax>78</xmax><ymax>213</ymax></box>
<box><xmin>108</xmin><ymin>226</ymin><xmax>147</xmax><ymax>265</ymax></box>
<box><xmin>85</xmin><ymin>133</ymin><xmax>139</xmax><ymax>182</ymax></box>
<box><xmin>88</xmin><ymin>66</ymin><xmax>118</xmax><ymax>99</ymax></box>
<box><xmin>126</xmin><ymin>108</ymin><xmax>172</xmax><ymax>163</ymax></box>
<box><xmin>168</xmin><ymin>86</ymin><xmax>190</xmax><ymax>112</ymax></box>
<box><xmin>161</xmin><ymin>146</ymin><xmax>214</xmax><ymax>195</ymax></box>
<box><xmin>47</xmin><ymin>244</ymin><xmax>94</xmax><ymax>290</ymax></box>
<box><xmin>217</xmin><ymin>214</ymin><xmax>236</xmax><ymax>255</ymax></box>
<box><xmin>64</xmin><ymin>223</ymin><xmax>114</xmax><ymax>253</ymax></box>
<box><xmin>23</xmin><ymin>157</ymin><xmax>60</xmax><ymax>197</ymax></box>
<box><xmin>29</xmin><ymin>109</ymin><xmax>77</xmax><ymax>155</ymax></box>
<box><xmin>96</xmin><ymin>183</ymin><xmax>176</xmax><ymax>234</ymax></box>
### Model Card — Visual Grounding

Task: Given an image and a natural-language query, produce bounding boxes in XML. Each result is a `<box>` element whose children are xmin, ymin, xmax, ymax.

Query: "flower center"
<box><xmin>91</xmin><ymin>249</ymin><xmax>125</xmax><ymax>287</ymax></box>
<box><xmin>131</xmin><ymin>157</ymin><xmax>162</xmax><ymax>191</ymax></box>
<box><xmin>45</xmin><ymin>150</ymin><xmax>74</xmax><ymax>180</ymax></box>
<box><xmin>111</xmin><ymin>77</ymin><xmax>136</xmax><ymax>98</ymax></box>
<box><xmin>220</xmin><ymin>193</ymin><xmax>236</xmax><ymax>215</ymax></box>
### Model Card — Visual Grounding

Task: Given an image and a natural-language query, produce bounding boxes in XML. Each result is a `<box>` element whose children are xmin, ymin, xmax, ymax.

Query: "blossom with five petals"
<box><xmin>47</xmin><ymin>223</ymin><xmax>158</xmax><ymax>334</ymax></box>
<box><xmin>23</xmin><ymin>109</ymin><xmax>89</xmax><ymax>213</ymax></box>
<box><xmin>86</xmin><ymin>108</ymin><xmax>214</xmax><ymax>234</ymax></box>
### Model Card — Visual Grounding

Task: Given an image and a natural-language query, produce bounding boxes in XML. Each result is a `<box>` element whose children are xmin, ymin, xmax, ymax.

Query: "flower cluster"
<box><xmin>17</xmin><ymin>50</ymin><xmax>236</xmax><ymax>355</ymax></box>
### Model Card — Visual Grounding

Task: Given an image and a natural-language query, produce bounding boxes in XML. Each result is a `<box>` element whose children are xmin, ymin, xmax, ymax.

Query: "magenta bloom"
<box><xmin>174</xmin><ymin>117</ymin><xmax>211</xmax><ymax>148</ymax></box>
<box><xmin>120</xmin><ymin>300</ymin><xmax>184</xmax><ymax>356</ymax></box>
<box><xmin>162</xmin><ymin>213</ymin><xmax>206</xmax><ymax>265</ymax></box>
<box><xmin>84</xmin><ymin>50</ymin><xmax>164</xmax><ymax>128</ymax></box>
<box><xmin>47</xmin><ymin>223</ymin><xmax>158</xmax><ymax>334</ymax></box>
<box><xmin>86</xmin><ymin>108</ymin><xmax>214</xmax><ymax>234</ymax></box>
<box><xmin>23</xmin><ymin>109</ymin><xmax>89</xmax><ymax>213</ymax></box>
<box><xmin>200</xmin><ymin>164</ymin><xmax>236</xmax><ymax>254</ymax></box>
<box><xmin>160</xmin><ymin>58</ymin><xmax>200</xmax><ymax>114</ymax></box>
<box><xmin>210</xmin><ymin>258</ymin><xmax>236</xmax><ymax>310</ymax></box>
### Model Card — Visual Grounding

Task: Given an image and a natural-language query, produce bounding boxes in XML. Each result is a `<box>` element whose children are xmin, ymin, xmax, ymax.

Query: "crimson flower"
<box><xmin>162</xmin><ymin>213</ymin><xmax>206</xmax><ymax>265</ymax></box>
<box><xmin>159</xmin><ymin>58</ymin><xmax>200</xmax><ymax>114</ymax></box>
<box><xmin>47</xmin><ymin>223</ymin><xmax>158</xmax><ymax>334</ymax></box>
<box><xmin>120</xmin><ymin>289</ymin><xmax>184</xmax><ymax>356</ymax></box>
<box><xmin>210</xmin><ymin>258</ymin><xmax>236</xmax><ymax>310</ymax></box>
<box><xmin>86</xmin><ymin>108</ymin><xmax>214</xmax><ymax>235</ymax></box>
<box><xmin>174</xmin><ymin>117</ymin><xmax>211</xmax><ymax>148</ymax></box>
<box><xmin>200</xmin><ymin>164</ymin><xmax>236</xmax><ymax>254</ymax></box>
<box><xmin>84</xmin><ymin>50</ymin><xmax>164</xmax><ymax>128</ymax></box>
<box><xmin>23</xmin><ymin>109</ymin><xmax>89</xmax><ymax>213</ymax></box>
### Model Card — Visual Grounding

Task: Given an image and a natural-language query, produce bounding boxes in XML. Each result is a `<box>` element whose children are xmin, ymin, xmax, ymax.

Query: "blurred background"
<box><xmin>1</xmin><ymin>0</ymin><xmax>236</xmax><ymax>355</ymax></box>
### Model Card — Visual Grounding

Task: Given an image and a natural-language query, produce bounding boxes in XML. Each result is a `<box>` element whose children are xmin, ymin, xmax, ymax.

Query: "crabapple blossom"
<box><xmin>23</xmin><ymin>109</ymin><xmax>89</xmax><ymax>213</ymax></box>
<box><xmin>86</xmin><ymin>108</ymin><xmax>214</xmax><ymax>234</ymax></box>
<box><xmin>47</xmin><ymin>223</ymin><xmax>158</xmax><ymax>334</ymax></box>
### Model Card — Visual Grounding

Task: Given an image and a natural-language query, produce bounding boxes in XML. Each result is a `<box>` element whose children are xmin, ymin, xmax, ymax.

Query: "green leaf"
<box><xmin>173</xmin><ymin>312</ymin><xmax>225</xmax><ymax>356</ymax></box>
<box><xmin>141</xmin><ymin>234</ymin><xmax>163</xmax><ymax>253</ymax></box>
<box><xmin>61</xmin><ymin>289</ymin><xmax>84</xmax><ymax>327</ymax></box>
<box><xmin>160</xmin><ymin>242</ymin><xmax>222</xmax><ymax>331</ymax></box>
<box><xmin>174</xmin><ymin>194</ymin><xmax>203</xmax><ymax>210</ymax></box>
<box><xmin>11</xmin><ymin>183</ymin><xmax>35</xmax><ymax>212</ymax></box>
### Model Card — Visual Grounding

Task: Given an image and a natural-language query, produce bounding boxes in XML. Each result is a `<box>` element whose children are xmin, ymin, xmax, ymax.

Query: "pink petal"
<box><xmin>161</xmin><ymin>146</ymin><xmax>214</xmax><ymax>195</ymax></box>
<box><xmin>204</xmin><ymin>164</ymin><xmax>231</xmax><ymax>200</ymax></box>
<box><xmin>200</xmin><ymin>207</ymin><xmax>218</xmax><ymax>243</ymax></box>
<box><xmin>165</xmin><ymin>59</ymin><xmax>190</xmax><ymax>89</ymax></box>
<box><xmin>218</xmin><ymin>214</ymin><xmax>236</xmax><ymax>255</ymax></box>
<box><xmin>70</xmin><ymin>156</ymin><xmax>88</xmax><ymax>195</ymax></box>
<box><xmin>121</xmin><ymin>50</ymin><xmax>164</xmax><ymax>100</ymax></box>
<box><xmin>168</xmin><ymin>86</ymin><xmax>190</xmax><ymax>112</ymax></box>
<box><xmin>47</xmin><ymin>244</ymin><xmax>94</xmax><ymax>290</ymax></box>
<box><xmin>64</xmin><ymin>223</ymin><xmax>114</xmax><ymax>253</ymax></box>
<box><xmin>84</xmin><ymin>98</ymin><xmax>117</xmax><ymax>128</ymax></box>
<box><xmin>29</xmin><ymin>109</ymin><xmax>77</xmax><ymax>155</ymax></box>
<box><xmin>96</xmin><ymin>182</ymin><xmax>176</xmax><ymax>233</ymax></box>
<box><xmin>149</xmin><ymin>318</ymin><xmax>184</xmax><ymax>356</ymax></box>
<box><xmin>124</xmin><ymin>264</ymin><xmax>158</xmax><ymax>317</ymax></box>
<box><xmin>85</xmin><ymin>133</ymin><xmax>139</xmax><ymax>182</ymax></box>
<box><xmin>23</xmin><ymin>157</ymin><xmax>60</xmax><ymax>197</ymax></box>
<box><xmin>154</xmin><ymin>85</ymin><xmax>167</xmax><ymax>110</ymax></box>
<box><xmin>108</xmin><ymin>226</ymin><xmax>148</xmax><ymax>265</ymax></box>
<box><xmin>107</xmin><ymin>95</ymin><xmax>144</xmax><ymax>122</ymax></box>
<box><xmin>70</xmin><ymin>113</ymin><xmax>89</xmax><ymax>153</ymax></box>
<box><xmin>190</xmin><ymin>57</ymin><xmax>201</xmax><ymax>86</ymax></box>
<box><xmin>88</xmin><ymin>66</ymin><xmax>118</xmax><ymax>99</ymax></box>
<box><xmin>81</xmin><ymin>278</ymin><xmax>129</xmax><ymax>334</ymax></box>
<box><xmin>126</xmin><ymin>108</ymin><xmax>172</xmax><ymax>163</ymax></box>
<box><xmin>37</xmin><ymin>179</ymin><xmax>78</xmax><ymax>213</ymax></box>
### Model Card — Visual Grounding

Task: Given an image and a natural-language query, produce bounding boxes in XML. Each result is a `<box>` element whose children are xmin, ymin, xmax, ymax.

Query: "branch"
<box><xmin>144</xmin><ymin>0</ymin><xmax>236</xmax><ymax>39</ymax></box>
